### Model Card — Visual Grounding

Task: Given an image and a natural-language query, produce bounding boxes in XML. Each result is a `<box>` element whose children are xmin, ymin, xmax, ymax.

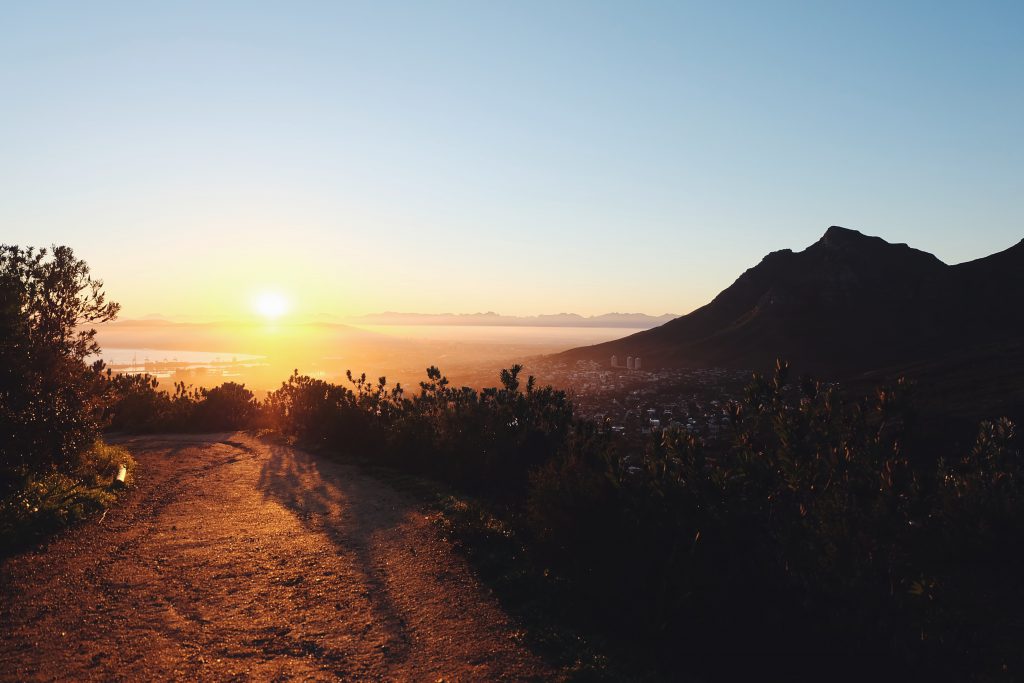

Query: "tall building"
<box><xmin>627</xmin><ymin>356</ymin><xmax>634</xmax><ymax>370</ymax></box>
<box><xmin>611</xmin><ymin>355</ymin><xmax>618</xmax><ymax>368</ymax></box>
<box><xmin>634</xmin><ymin>357</ymin><xmax>642</xmax><ymax>370</ymax></box>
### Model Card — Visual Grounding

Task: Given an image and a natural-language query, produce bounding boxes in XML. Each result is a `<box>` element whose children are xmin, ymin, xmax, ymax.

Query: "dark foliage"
<box><xmin>254</xmin><ymin>360</ymin><xmax>1022</xmax><ymax>681</ymax></box>
<box><xmin>264</xmin><ymin>365</ymin><xmax>573</xmax><ymax>502</ymax></box>
<box><xmin>103</xmin><ymin>375</ymin><xmax>257</xmax><ymax>433</ymax></box>
<box><xmin>193</xmin><ymin>382</ymin><xmax>258</xmax><ymax>431</ymax></box>
<box><xmin>527</xmin><ymin>362</ymin><xmax>1022</xmax><ymax>680</ymax></box>
<box><xmin>0</xmin><ymin>245</ymin><xmax>119</xmax><ymax>493</ymax></box>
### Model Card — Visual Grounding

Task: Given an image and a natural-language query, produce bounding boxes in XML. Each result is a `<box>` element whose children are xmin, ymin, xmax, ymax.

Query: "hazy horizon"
<box><xmin>93</xmin><ymin>316</ymin><xmax>646</xmax><ymax>392</ymax></box>
<box><xmin>105</xmin><ymin>309</ymin><xmax>680</xmax><ymax>324</ymax></box>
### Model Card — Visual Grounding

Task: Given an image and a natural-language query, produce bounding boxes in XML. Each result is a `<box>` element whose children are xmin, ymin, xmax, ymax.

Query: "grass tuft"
<box><xmin>0</xmin><ymin>441</ymin><xmax>136</xmax><ymax>553</ymax></box>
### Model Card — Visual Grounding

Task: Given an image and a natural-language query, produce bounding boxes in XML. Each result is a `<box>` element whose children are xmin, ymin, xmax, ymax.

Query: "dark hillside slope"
<box><xmin>948</xmin><ymin>238</ymin><xmax>1024</xmax><ymax>340</ymax></box>
<box><xmin>559</xmin><ymin>227</ymin><xmax>1024</xmax><ymax>414</ymax></box>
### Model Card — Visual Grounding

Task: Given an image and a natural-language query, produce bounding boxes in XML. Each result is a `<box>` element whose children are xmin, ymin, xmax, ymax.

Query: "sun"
<box><xmin>252</xmin><ymin>291</ymin><xmax>290</xmax><ymax>320</ymax></box>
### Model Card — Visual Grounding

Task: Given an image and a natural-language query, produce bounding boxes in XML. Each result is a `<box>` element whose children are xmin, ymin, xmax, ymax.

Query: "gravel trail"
<box><xmin>0</xmin><ymin>433</ymin><xmax>551</xmax><ymax>681</ymax></box>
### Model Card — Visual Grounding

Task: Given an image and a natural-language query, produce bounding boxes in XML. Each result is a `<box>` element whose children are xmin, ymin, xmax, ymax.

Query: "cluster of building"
<box><xmin>610</xmin><ymin>355</ymin><xmax>641</xmax><ymax>370</ymax></box>
<box><xmin>525</xmin><ymin>357</ymin><xmax>752</xmax><ymax>443</ymax></box>
<box><xmin>594</xmin><ymin>400</ymin><xmax>733</xmax><ymax>440</ymax></box>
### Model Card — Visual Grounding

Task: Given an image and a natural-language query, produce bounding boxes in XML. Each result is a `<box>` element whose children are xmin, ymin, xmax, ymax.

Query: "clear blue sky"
<box><xmin>2</xmin><ymin>1</ymin><xmax>1021</xmax><ymax>318</ymax></box>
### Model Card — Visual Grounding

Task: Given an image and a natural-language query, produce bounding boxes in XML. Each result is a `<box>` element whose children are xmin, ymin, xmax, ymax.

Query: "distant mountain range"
<box><xmin>345</xmin><ymin>312</ymin><xmax>679</xmax><ymax>328</ymax></box>
<box><xmin>118</xmin><ymin>312</ymin><xmax>678</xmax><ymax>329</ymax></box>
<box><xmin>559</xmin><ymin>226</ymin><xmax>1024</xmax><ymax>419</ymax></box>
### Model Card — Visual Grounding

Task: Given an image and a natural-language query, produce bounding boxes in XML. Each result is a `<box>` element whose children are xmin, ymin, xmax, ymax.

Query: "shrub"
<box><xmin>105</xmin><ymin>375</ymin><xmax>259</xmax><ymax>433</ymax></box>
<box><xmin>194</xmin><ymin>382</ymin><xmax>257</xmax><ymax>431</ymax></box>
<box><xmin>0</xmin><ymin>245</ymin><xmax>118</xmax><ymax>492</ymax></box>
<box><xmin>0</xmin><ymin>441</ymin><xmax>135</xmax><ymax>551</ymax></box>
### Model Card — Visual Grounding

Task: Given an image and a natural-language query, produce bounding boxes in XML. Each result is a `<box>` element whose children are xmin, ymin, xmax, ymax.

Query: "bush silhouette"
<box><xmin>0</xmin><ymin>245</ymin><xmax>118</xmax><ymax>492</ymax></box>
<box><xmin>255</xmin><ymin>359</ymin><xmax>1023</xmax><ymax>680</ymax></box>
<box><xmin>194</xmin><ymin>382</ymin><xmax>257</xmax><ymax>431</ymax></box>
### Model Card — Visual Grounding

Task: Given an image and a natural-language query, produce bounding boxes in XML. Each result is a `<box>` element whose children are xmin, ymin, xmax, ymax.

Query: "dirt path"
<box><xmin>0</xmin><ymin>434</ymin><xmax>553</xmax><ymax>681</ymax></box>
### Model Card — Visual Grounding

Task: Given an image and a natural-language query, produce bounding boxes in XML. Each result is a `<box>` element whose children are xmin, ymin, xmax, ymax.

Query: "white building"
<box><xmin>627</xmin><ymin>356</ymin><xmax>634</xmax><ymax>370</ymax></box>
<box><xmin>634</xmin><ymin>357</ymin><xmax>642</xmax><ymax>370</ymax></box>
<box><xmin>611</xmin><ymin>355</ymin><xmax>618</xmax><ymax>368</ymax></box>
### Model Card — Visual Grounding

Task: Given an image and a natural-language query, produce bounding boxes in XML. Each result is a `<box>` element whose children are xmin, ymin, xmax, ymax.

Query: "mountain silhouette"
<box><xmin>559</xmin><ymin>227</ymin><xmax>1024</xmax><ymax>388</ymax></box>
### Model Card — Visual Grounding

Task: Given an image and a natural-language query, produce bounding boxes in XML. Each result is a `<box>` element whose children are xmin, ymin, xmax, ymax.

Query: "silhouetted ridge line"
<box><xmin>558</xmin><ymin>226</ymin><xmax>1024</xmax><ymax>417</ymax></box>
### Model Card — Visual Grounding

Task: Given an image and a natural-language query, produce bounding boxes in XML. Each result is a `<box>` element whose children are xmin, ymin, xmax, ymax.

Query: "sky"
<box><xmin>2</xmin><ymin>1</ymin><xmax>1022</xmax><ymax>320</ymax></box>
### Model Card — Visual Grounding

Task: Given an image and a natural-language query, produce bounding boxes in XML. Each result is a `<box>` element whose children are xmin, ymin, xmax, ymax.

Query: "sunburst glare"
<box><xmin>252</xmin><ymin>291</ymin><xmax>290</xmax><ymax>320</ymax></box>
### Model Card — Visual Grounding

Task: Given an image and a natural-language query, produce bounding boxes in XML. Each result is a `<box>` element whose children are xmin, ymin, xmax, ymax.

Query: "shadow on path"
<box><xmin>255</xmin><ymin>443</ymin><xmax>414</xmax><ymax>664</ymax></box>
